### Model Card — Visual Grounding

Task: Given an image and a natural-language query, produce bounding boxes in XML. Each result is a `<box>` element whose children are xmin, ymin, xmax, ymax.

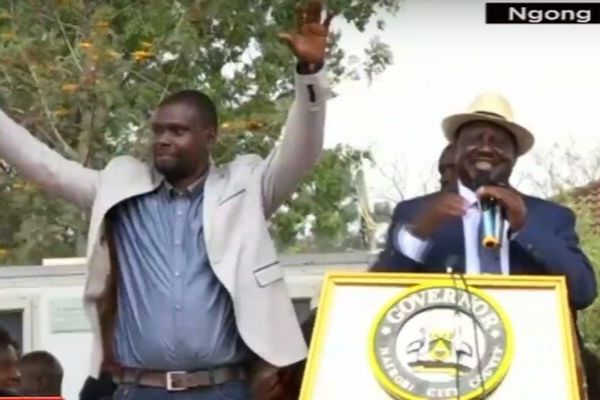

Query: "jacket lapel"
<box><xmin>422</xmin><ymin>185</ymin><xmax>467</xmax><ymax>273</ymax></box>
<box><xmin>203</xmin><ymin>164</ymin><xmax>227</xmax><ymax>259</ymax></box>
<box><xmin>424</xmin><ymin>216</ymin><xmax>467</xmax><ymax>273</ymax></box>
<box><xmin>508</xmin><ymin>196</ymin><xmax>539</xmax><ymax>275</ymax></box>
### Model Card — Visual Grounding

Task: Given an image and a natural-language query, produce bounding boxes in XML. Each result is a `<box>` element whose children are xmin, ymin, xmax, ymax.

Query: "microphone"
<box><xmin>475</xmin><ymin>171</ymin><xmax>504</xmax><ymax>249</ymax></box>
<box><xmin>445</xmin><ymin>251</ymin><xmax>488</xmax><ymax>398</ymax></box>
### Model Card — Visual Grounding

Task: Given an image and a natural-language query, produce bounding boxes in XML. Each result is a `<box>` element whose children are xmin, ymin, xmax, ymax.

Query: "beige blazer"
<box><xmin>0</xmin><ymin>68</ymin><xmax>330</xmax><ymax>378</ymax></box>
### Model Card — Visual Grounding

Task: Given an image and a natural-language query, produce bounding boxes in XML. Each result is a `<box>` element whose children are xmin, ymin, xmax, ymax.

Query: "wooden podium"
<box><xmin>299</xmin><ymin>273</ymin><xmax>584</xmax><ymax>400</ymax></box>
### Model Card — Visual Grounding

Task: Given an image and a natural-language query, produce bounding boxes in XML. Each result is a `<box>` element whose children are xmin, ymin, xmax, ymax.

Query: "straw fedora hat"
<box><xmin>441</xmin><ymin>92</ymin><xmax>534</xmax><ymax>156</ymax></box>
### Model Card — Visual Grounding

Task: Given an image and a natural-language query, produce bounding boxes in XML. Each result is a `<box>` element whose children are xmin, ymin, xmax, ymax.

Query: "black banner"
<box><xmin>486</xmin><ymin>3</ymin><xmax>600</xmax><ymax>24</ymax></box>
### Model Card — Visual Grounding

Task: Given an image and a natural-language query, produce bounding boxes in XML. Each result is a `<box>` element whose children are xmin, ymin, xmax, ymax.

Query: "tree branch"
<box><xmin>376</xmin><ymin>160</ymin><xmax>407</xmax><ymax>202</ymax></box>
<box><xmin>158</xmin><ymin>54</ymin><xmax>183</xmax><ymax>102</ymax></box>
<box><xmin>157</xmin><ymin>13</ymin><xmax>188</xmax><ymax>101</ymax></box>
<box><xmin>128</xmin><ymin>70</ymin><xmax>164</xmax><ymax>90</ymax></box>
<box><xmin>26</xmin><ymin>64</ymin><xmax>79</xmax><ymax>160</ymax></box>
<box><xmin>54</xmin><ymin>11</ymin><xmax>83</xmax><ymax>72</ymax></box>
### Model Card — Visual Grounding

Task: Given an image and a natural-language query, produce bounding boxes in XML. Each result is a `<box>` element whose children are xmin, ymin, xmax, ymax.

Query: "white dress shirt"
<box><xmin>396</xmin><ymin>181</ymin><xmax>510</xmax><ymax>274</ymax></box>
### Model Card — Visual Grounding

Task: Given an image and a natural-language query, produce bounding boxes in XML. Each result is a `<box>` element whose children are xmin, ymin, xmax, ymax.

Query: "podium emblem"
<box><xmin>369</xmin><ymin>283</ymin><xmax>514</xmax><ymax>400</ymax></box>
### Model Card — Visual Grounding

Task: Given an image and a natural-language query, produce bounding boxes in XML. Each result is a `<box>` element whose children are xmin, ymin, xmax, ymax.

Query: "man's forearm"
<box><xmin>297</xmin><ymin>62</ymin><xmax>324</xmax><ymax>75</ymax></box>
<box><xmin>0</xmin><ymin>108</ymin><xmax>98</xmax><ymax>208</ymax></box>
<box><xmin>372</xmin><ymin>220</ymin><xmax>429</xmax><ymax>272</ymax></box>
<box><xmin>260</xmin><ymin>66</ymin><xmax>329</xmax><ymax>216</ymax></box>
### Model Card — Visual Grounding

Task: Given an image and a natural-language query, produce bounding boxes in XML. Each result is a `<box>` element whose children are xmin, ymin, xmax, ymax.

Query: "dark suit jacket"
<box><xmin>372</xmin><ymin>192</ymin><xmax>597</xmax><ymax>310</ymax></box>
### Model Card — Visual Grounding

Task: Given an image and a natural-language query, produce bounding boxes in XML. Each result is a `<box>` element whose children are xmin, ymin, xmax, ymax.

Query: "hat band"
<box><xmin>473</xmin><ymin>111</ymin><xmax>508</xmax><ymax>120</ymax></box>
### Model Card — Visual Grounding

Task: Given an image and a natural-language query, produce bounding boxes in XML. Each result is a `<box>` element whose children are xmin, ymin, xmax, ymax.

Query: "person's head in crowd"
<box><xmin>438</xmin><ymin>144</ymin><xmax>456</xmax><ymax>191</ymax></box>
<box><xmin>18</xmin><ymin>350</ymin><xmax>63</xmax><ymax>397</ymax></box>
<box><xmin>0</xmin><ymin>328</ymin><xmax>19</xmax><ymax>394</ymax></box>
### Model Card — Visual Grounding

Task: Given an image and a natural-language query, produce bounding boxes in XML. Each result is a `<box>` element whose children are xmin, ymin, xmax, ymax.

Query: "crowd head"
<box><xmin>0</xmin><ymin>327</ymin><xmax>62</xmax><ymax>397</ymax></box>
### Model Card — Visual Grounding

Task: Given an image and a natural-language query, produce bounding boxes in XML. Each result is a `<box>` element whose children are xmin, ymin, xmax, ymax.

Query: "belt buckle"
<box><xmin>166</xmin><ymin>371</ymin><xmax>187</xmax><ymax>392</ymax></box>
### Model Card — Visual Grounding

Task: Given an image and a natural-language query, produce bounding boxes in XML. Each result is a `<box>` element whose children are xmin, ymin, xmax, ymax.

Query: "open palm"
<box><xmin>279</xmin><ymin>0</ymin><xmax>334</xmax><ymax>65</ymax></box>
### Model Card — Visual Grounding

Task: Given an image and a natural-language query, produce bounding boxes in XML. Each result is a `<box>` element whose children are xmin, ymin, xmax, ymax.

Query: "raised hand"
<box><xmin>278</xmin><ymin>0</ymin><xmax>334</xmax><ymax>65</ymax></box>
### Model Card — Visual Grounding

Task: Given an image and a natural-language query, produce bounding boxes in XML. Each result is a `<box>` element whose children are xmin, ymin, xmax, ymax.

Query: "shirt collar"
<box><xmin>150</xmin><ymin>158</ymin><xmax>214</xmax><ymax>196</ymax></box>
<box><xmin>458</xmin><ymin>179</ymin><xmax>478</xmax><ymax>208</ymax></box>
<box><xmin>161</xmin><ymin>172</ymin><xmax>207</xmax><ymax>198</ymax></box>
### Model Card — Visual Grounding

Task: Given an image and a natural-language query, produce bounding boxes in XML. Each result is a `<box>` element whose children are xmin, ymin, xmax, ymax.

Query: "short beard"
<box><xmin>154</xmin><ymin>157</ymin><xmax>209</xmax><ymax>186</ymax></box>
<box><xmin>154</xmin><ymin>158</ymin><xmax>186</xmax><ymax>179</ymax></box>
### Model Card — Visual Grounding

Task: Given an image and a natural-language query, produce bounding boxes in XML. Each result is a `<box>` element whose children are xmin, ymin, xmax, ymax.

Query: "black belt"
<box><xmin>113</xmin><ymin>365</ymin><xmax>247</xmax><ymax>391</ymax></box>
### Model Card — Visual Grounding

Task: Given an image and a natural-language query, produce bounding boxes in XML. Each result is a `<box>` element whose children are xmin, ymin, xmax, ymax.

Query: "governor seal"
<box><xmin>368</xmin><ymin>283</ymin><xmax>513</xmax><ymax>400</ymax></box>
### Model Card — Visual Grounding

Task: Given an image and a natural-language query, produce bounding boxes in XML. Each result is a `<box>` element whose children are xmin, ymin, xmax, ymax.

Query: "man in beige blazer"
<box><xmin>0</xmin><ymin>1</ymin><xmax>333</xmax><ymax>398</ymax></box>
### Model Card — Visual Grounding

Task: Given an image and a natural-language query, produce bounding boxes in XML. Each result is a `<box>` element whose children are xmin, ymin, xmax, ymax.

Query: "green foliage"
<box><xmin>556</xmin><ymin>195</ymin><xmax>600</xmax><ymax>351</ymax></box>
<box><xmin>0</xmin><ymin>0</ymin><xmax>400</xmax><ymax>264</ymax></box>
<box><xmin>572</xmin><ymin>208</ymin><xmax>600</xmax><ymax>351</ymax></box>
<box><xmin>272</xmin><ymin>145</ymin><xmax>373</xmax><ymax>251</ymax></box>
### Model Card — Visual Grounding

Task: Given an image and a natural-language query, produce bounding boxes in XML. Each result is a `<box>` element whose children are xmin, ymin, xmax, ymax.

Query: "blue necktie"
<box><xmin>478</xmin><ymin>218</ymin><xmax>502</xmax><ymax>274</ymax></box>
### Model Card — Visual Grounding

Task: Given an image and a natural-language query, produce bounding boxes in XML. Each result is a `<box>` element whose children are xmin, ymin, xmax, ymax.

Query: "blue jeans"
<box><xmin>113</xmin><ymin>380</ymin><xmax>251</xmax><ymax>400</ymax></box>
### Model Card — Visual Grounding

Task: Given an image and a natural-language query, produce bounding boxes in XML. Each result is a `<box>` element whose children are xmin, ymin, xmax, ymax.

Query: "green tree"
<box><xmin>524</xmin><ymin>143</ymin><xmax>600</xmax><ymax>352</ymax></box>
<box><xmin>0</xmin><ymin>0</ymin><xmax>400</xmax><ymax>264</ymax></box>
<box><xmin>558</xmin><ymin>197</ymin><xmax>600</xmax><ymax>352</ymax></box>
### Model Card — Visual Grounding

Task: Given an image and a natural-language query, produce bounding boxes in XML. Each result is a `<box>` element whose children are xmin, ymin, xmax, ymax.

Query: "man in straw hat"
<box><xmin>372</xmin><ymin>92</ymin><xmax>597</xmax><ymax>311</ymax></box>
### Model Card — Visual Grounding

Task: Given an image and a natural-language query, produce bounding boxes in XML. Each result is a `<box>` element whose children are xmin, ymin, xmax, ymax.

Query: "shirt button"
<box><xmin>175</xmin><ymin>305</ymin><xmax>182</xmax><ymax>311</ymax></box>
<box><xmin>176</xmin><ymin>210</ymin><xmax>183</xmax><ymax>216</ymax></box>
<box><xmin>175</xmin><ymin>240</ymin><xmax>181</xmax><ymax>246</ymax></box>
<box><xmin>174</xmin><ymin>271</ymin><xmax>180</xmax><ymax>277</ymax></box>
